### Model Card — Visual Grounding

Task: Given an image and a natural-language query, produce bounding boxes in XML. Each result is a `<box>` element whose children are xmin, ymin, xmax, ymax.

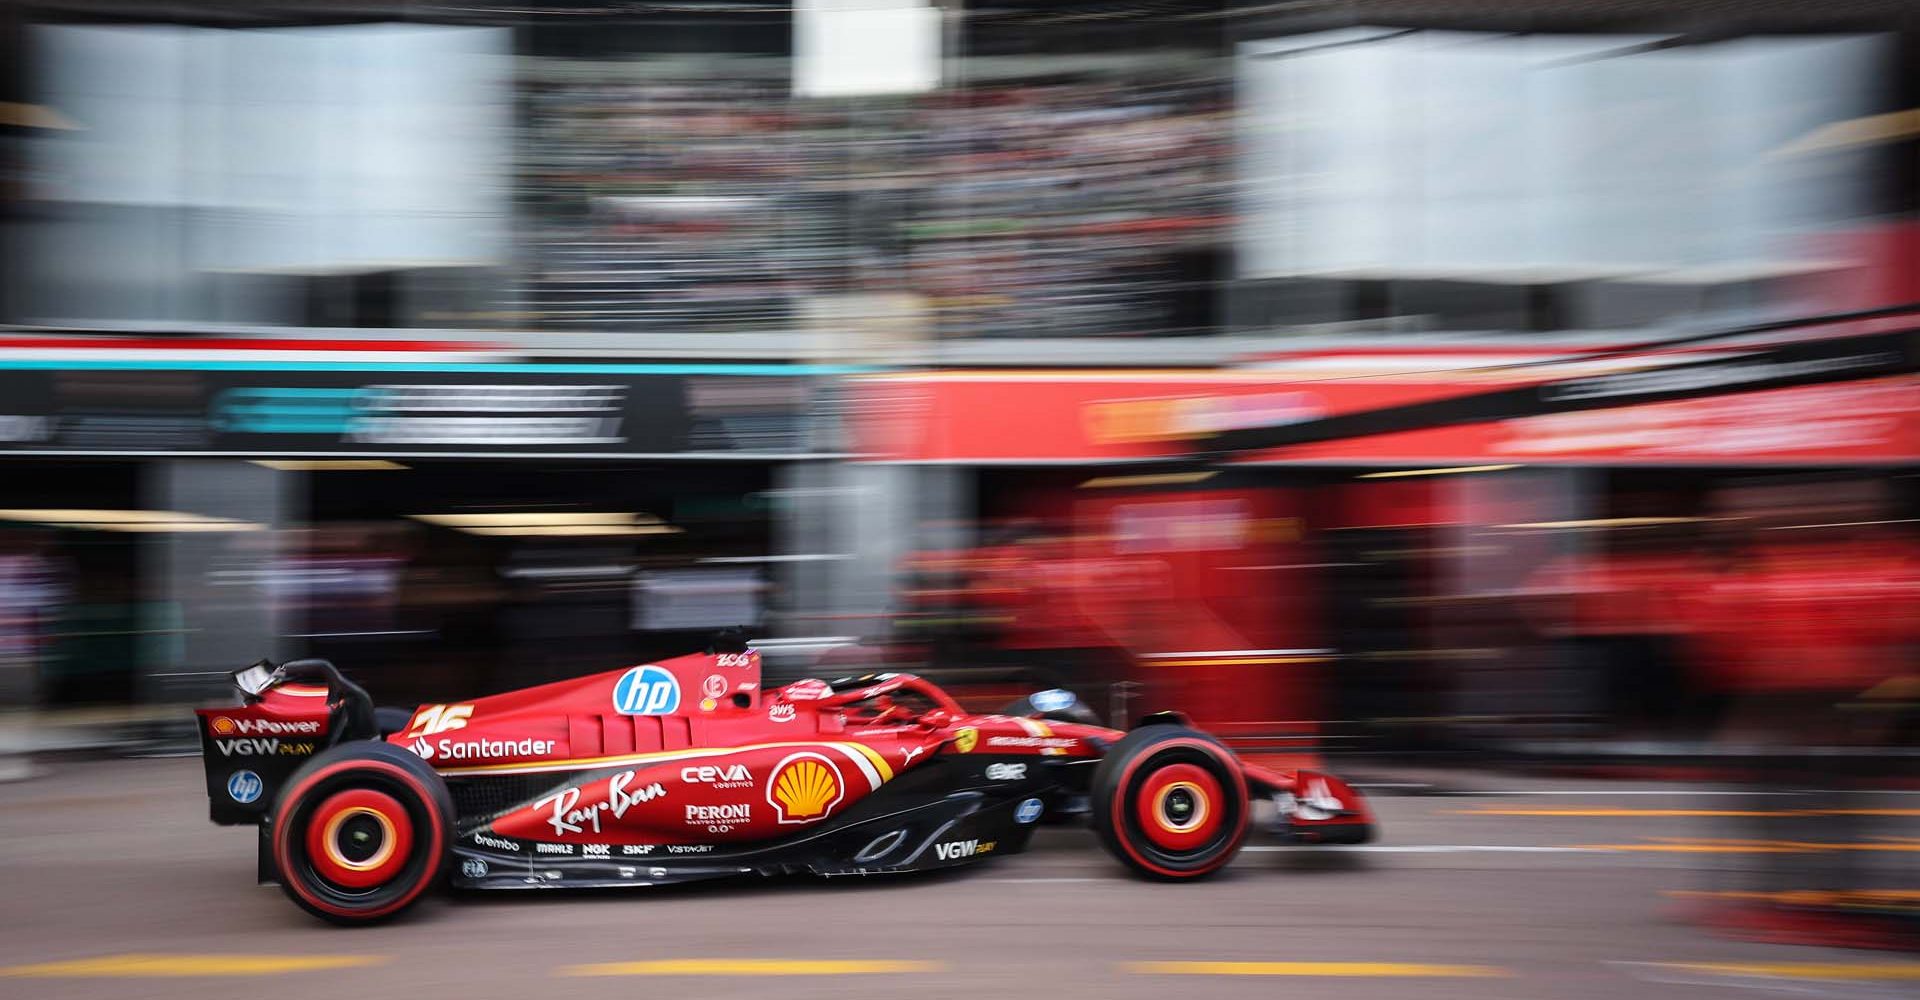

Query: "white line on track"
<box><xmin>1605</xmin><ymin>961</ymin><xmax>1918</xmax><ymax>997</ymax></box>
<box><xmin>1244</xmin><ymin>845</ymin><xmax>1601</xmax><ymax>854</ymax></box>
<box><xmin>1437</xmin><ymin>789</ymin><xmax>1920</xmax><ymax>796</ymax></box>
<box><xmin>1447</xmin><ymin>790</ymin><xmax>1766</xmax><ymax>796</ymax></box>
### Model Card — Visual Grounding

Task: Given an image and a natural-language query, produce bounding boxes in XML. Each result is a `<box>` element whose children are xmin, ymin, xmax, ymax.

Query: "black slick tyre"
<box><xmin>269</xmin><ymin>740</ymin><xmax>453</xmax><ymax>925</ymax></box>
<box><xmin>1090</xmin><ymin>725</ymin><xmax>1248</xmax><ymax>880</ymax></box>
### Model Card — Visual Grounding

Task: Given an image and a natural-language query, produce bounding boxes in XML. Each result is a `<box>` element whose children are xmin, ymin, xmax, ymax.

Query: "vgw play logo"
<box><xmin>612</xmin><ymin>665</ymin><xmax>681</xmax><ymax>715</ymax></box>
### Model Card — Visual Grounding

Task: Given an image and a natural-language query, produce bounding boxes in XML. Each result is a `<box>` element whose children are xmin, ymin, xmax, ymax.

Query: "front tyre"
<box><xmin>270</xmin><ymin>741</ymin><xmax>452</xmax><ymax>925</ymax></box>
<box><xmin>1091</xmin><ymin>725</ymin><xmax>1248</xmax><ymax>880</ymax></box>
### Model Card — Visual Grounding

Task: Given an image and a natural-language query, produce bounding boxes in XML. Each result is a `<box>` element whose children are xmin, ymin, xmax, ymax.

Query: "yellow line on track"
<box><xmin>1661</xmin><ymin>963</ymin><xmax>1920</xmax><ymax>981</ymax></box>
<box><xmin>1126</xmin><ymin>961</ymin><xmax>1511</xmax><ymax>978</ymax></box>
<box><xmin>0</xmin><ymin>954</ymin><xmax>385</xmax><ymax>978</ymax></box>
<box><xmin>559</xmin><ymin>959</ymin><xmax>944</xmax><ymax>977</ymax></box>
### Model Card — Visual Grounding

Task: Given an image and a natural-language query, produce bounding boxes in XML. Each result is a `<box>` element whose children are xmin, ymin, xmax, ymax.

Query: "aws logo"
<box><xmin>767</xmin><ymin>752</ymin><xmax>845</xmax><ymax>824</ymax></box>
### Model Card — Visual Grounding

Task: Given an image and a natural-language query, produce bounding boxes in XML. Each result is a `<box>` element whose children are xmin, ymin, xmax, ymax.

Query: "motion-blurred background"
<box><xmin>0</xmin><ymin>0</ymin><xmax>1916</xmax><ymax>949</ymax></box>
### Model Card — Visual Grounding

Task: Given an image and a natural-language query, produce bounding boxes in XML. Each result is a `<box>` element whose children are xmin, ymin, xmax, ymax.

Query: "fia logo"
<box><xmin>613</xmin><ymin>665</ymin><xmax>681</xmax><ymax>715</ymax></box>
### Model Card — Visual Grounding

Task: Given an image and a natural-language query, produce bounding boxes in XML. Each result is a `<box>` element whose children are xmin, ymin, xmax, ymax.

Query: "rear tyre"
<box><xmin>271</xmin><ymin>740</ymin><xmax>452</xmax><ymax>925</ymax></box>
<box><xmin>1091</xmin><ymin>725</ymin><xmax>1248</xmax><ymax>880</ymax></box>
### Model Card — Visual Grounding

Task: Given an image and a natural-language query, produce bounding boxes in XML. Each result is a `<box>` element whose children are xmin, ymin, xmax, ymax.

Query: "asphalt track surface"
<box><xmin>2</xmin><ymin>758</ymin><xmax>1916</xmax><ymax>1000</ymax></box>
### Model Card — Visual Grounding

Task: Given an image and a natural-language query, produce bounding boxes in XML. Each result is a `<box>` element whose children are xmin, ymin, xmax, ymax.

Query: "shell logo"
<box><xmin>953</xmin><ymin>727</ymin><xmax>979</xmax><ymax>754</ymax></box>
<box><xmin>209</xmin><ymin>717</ymin><xmax>237</xmax><ymax>736</ymax></box>
<box><xmin>767</xmin><ymin>752</ymin><xmax>845</xmax><ymax>825</ymax></box>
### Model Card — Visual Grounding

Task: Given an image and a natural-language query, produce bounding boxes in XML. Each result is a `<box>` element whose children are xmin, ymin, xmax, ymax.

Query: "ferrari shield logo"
<box><xmin>953</xmin><ymin>727</ymin><xmax>979</xmax><ymax>754</ymax></box>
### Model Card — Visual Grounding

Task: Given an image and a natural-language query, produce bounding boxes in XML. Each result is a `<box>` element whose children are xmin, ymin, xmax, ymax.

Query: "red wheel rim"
<box><xmin>303</xmin><ymin>788</ymin><xmax>414</xmax><ymax>889</ymax></box>
<box><xmin>1133</xmin><ymin>761</ymin><xmax>1224</xmax><ymax>852</ymax></box>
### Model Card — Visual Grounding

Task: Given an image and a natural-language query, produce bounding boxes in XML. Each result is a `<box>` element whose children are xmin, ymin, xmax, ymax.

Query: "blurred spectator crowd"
<box><xmin>516</xmin><ymin>62</ymin><xmax>1227</xmax><ymax>338</ymax></box>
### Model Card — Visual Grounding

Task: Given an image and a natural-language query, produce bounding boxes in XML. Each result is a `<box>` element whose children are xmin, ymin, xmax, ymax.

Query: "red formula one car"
<box><xmin>197</xmin><ymin>643</ymin><xmax>1373</xmax><ymax>923</ymax></box>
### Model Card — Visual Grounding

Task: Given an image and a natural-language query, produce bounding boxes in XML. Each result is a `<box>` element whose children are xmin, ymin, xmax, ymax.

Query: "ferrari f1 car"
<box><xmin>197</xmin><ymin>644</ymin><xmax>1374</xmax><ymax>923</ymax></box>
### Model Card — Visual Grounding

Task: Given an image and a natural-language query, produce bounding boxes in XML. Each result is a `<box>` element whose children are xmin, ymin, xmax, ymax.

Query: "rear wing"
<box><xmin>195</xmin><ymin>659</ymin><xmax>372</xmax><ymax>825</ymax></box>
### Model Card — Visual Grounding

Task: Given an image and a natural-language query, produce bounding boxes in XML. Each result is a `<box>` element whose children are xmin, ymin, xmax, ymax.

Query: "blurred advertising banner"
<box><xmin>0</xmin><ymin>368</ymin><xmax>831</xmax><ymax>457</ymax></box>
<box><xmin>846</xmin><ymin>371</ymin><xmax>1484</xmax><ymax>463</ymax></box>
<box><xmin>850</xmin><ymin>366</ymin><xmax>1920</xmax><ymax>465</ymax></box>
<box><xmin>1278</xmin><ymin>375</ymin><xmax>1920</xmax><ymax>465</ymax></box>
<box><xmin>1205</xmin><ymin>327</ymin><xmax>1919</xmax><ymax>454</ymax></box>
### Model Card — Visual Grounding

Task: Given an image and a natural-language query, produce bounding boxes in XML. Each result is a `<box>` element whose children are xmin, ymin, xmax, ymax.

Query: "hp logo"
<box><xmin>612</xmin><ymin>665</ymin><xmax>681</xmax><ymax>715</ymax></box>
<box><xmin>1015</xmin><ymin>797</ymin><xmax>1044</xmax><ymax>824</ymax></box>
<box><xmin>227</xmin><ymin>770</ymin><xmax>264</xmax><ymax>804</ymax></box>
